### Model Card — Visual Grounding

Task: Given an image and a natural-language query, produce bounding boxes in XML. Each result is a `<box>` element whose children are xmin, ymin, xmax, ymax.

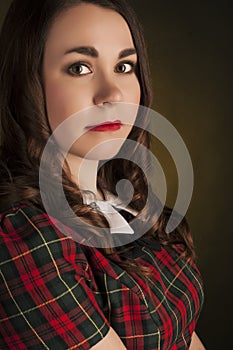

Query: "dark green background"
<box><xmin>127</xmin><ymin>2</ymin><xmax>232</xmax><ymax>349</ymax></box>
<box><xmin>1</xmin><ymin>1</ymin><xmax>232</xmax><ymax>349</ymax></box>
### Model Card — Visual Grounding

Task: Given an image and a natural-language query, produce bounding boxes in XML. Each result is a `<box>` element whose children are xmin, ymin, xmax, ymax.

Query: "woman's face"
<box><xmin>42</xmin><ymin>3</ymin><xmax>141</xmax><ymax>159</ymax></box>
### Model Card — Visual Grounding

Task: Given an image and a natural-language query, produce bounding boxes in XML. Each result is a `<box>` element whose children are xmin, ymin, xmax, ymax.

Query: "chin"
<box><xmin>83</xmin><ymin>139</ymin><xmax>125</xmax><ymax>160</ymax></box>
<box><xmin>71</xmin><ymin>138</ymin><xmax>124</xmax><ymax>160</ymax></box>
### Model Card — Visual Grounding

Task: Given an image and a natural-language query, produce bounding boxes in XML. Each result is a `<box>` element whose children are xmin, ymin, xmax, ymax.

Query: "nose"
<box><xmin>93</xmin><ymin>76</ymin><xmax>123</xmax><ymax>106</ymax></box>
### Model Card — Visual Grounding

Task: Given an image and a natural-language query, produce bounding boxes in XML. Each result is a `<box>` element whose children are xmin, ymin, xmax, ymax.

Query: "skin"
<box><xmin>42</xmin><ymin>4</ymin><xmax>205</xmax><ymax>349</ymax></box>
<box><xmin>190</xmin><ymin>332</ymin><xmax>206</xmax><ymax>350</ymax></box>
<box><xmin>42</xmin><ymin>3</ymin><xmax>140</xmax><ymax>196</ymax></box>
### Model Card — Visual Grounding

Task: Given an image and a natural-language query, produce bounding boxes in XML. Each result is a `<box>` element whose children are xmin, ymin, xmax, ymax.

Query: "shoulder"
<box><xmin>0</xmin><ymin>202</ymin><xmax>88</xmax><ymax>268</ymax></box>
<box><xmin>0</xmin><ymin>203</ymin><xmax>112</xmax><ymax>349</ymax></box>
<box><xmin>1</xmin><ymin>202</ymin><xmax>77</xmax><ymax>239</ymax></box>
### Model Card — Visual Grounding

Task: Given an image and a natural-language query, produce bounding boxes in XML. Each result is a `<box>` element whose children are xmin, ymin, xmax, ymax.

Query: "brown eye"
<box><xmin>115</xmin><ymin>62</ymin><xmax>136</xmax><ymax>74</ymax></box>
<box><xmin>68</xmin><ymin>63</ymin><xmax>92</xmax><ymax>76</ymax></box>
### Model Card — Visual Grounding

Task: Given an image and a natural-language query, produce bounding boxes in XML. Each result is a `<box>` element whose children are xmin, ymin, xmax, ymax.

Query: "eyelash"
<box><xmin>66</xmin><ymin>60</ymin><xmax>137</xmax><ymax>77</ymax></box>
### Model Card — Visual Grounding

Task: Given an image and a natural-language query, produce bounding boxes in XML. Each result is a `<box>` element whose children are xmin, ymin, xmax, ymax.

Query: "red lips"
<box><xmin>86</xmin><ymin>120</ymin><xmax>122</xmax><ymax>132</ymax></box>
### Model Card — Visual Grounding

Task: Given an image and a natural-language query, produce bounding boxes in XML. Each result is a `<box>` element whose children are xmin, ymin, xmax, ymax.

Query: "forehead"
<box><xmin>45</xmin><ymin>3</ymin><xmax>135</xmax><ymax>56</ymax></box>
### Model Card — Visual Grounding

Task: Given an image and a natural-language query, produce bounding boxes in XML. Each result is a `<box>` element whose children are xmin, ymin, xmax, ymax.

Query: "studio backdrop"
<box><xmin>1</xmin><ymin>1</ymin><xmax>232</xmax><ymax>349</ymax></box>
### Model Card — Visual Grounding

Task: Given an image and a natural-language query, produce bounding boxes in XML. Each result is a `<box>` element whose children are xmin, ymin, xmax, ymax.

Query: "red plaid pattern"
<box><xmin>0</xmin><ymin>204</ymin><xmax>204</xmax><ymax>349</ymax></box>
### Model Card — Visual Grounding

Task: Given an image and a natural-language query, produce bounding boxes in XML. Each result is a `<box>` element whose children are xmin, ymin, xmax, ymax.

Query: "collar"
<box><xmin>83</xmin><ymin>193</ymin><xmax>135</xmax><ymax>235</ymax></box>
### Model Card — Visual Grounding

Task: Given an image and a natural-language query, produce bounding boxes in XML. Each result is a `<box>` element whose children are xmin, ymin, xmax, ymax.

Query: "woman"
<box><xmin>0</xmin><ymin>0</ymin><xmax>205</xmax><ymax>349</ymax></box>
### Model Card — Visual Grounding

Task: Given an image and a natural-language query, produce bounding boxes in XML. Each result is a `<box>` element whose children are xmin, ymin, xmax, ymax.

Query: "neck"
<box><xmin>66</xmin><ymin>153</ymin><xmax>102</xmax><ymax>199</ymax></box>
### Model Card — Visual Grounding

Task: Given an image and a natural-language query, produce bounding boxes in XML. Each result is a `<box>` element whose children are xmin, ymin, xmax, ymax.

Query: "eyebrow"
<box><xmin>64</xmin><ymin>46</ymin><xmax>137</xmax><ymax>59</ymax></box>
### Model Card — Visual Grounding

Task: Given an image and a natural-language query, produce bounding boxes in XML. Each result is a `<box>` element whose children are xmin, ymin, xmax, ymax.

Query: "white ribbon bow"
<box><xmin>84</xmin><ymin>196</ymin><xmax>134</xmax><ymax>235</ymax></box>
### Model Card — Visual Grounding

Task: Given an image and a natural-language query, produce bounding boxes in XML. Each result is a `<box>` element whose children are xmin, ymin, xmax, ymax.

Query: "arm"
<box><xmin>189</xmin><ymin>332</ymin><xmax>206</xmax><ymax>350</ymax></box>
<box><xmin>0</xmin><ymin>206</ymin><xmax>112</xmax><ymax>349</ymax></box>
<box><xmin>91</xmin><ymin>327</ymin><xmax>126</xmax><ymax>350</ymax></box>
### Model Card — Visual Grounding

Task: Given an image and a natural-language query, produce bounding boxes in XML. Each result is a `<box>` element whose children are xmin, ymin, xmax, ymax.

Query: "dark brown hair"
<box><xmin>0</xmin><ymin>0</ymin><xmax>195</xmax><ymax>277</ymax></box>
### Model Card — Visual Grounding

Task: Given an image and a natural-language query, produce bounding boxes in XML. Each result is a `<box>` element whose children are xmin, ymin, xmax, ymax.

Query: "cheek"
<box><xmin>129</xmin><ymin>78</ymin><xmax>141</xmax><ymax>104</ymax></box>
<box><xmin>44</xmin><ymin>81</ymin><xmax>88</xmax><ymax>131</ymax></box>
<box><xmin>128</xmin><ymin>79</ymin><xmax>141</xmax><ymax>124</ymax></box>
<box><xmin>45</xmin><ymin>83</ymin><xmax>68</xmax><ymax>130</ymax></box>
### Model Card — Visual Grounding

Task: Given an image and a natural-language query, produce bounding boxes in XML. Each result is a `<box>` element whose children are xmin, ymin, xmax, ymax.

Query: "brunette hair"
<box><xmin>0</xmin><ymin>0</ymin><xmax>195</xmax><ymax>277</ymax></box>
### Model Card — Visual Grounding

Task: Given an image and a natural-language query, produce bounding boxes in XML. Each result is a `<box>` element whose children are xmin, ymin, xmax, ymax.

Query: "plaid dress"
<box><xmin>0</xmin><ymin>203</ymin><xmax>204</xmax><ymax>349</ymax></box>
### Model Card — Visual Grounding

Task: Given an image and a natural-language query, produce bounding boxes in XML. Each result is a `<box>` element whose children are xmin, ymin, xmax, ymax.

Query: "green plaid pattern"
<box><xmin>0</xmin><ymin>204</ymin><xmax>204</xmax><ymax>349</ymax></box>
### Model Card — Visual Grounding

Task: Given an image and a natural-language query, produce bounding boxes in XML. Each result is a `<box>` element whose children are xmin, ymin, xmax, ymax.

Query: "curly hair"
<box><xmin>0</xmin><ymin>0</ymin><xmax>195</xmax><ymax>279</ymax></box>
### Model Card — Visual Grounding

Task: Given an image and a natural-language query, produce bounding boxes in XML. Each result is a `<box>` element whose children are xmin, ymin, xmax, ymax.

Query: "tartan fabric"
<box><xmin>0</xmin><ymin>203</ymin><xmax>204</xmax><ymax>349</ymax></box>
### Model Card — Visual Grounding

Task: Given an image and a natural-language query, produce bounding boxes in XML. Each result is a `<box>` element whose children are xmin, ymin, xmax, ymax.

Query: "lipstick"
<box><xmin>86</xmin><ymin>120</ymin><xmax>122</xmax><ymax>132</ymax></box>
